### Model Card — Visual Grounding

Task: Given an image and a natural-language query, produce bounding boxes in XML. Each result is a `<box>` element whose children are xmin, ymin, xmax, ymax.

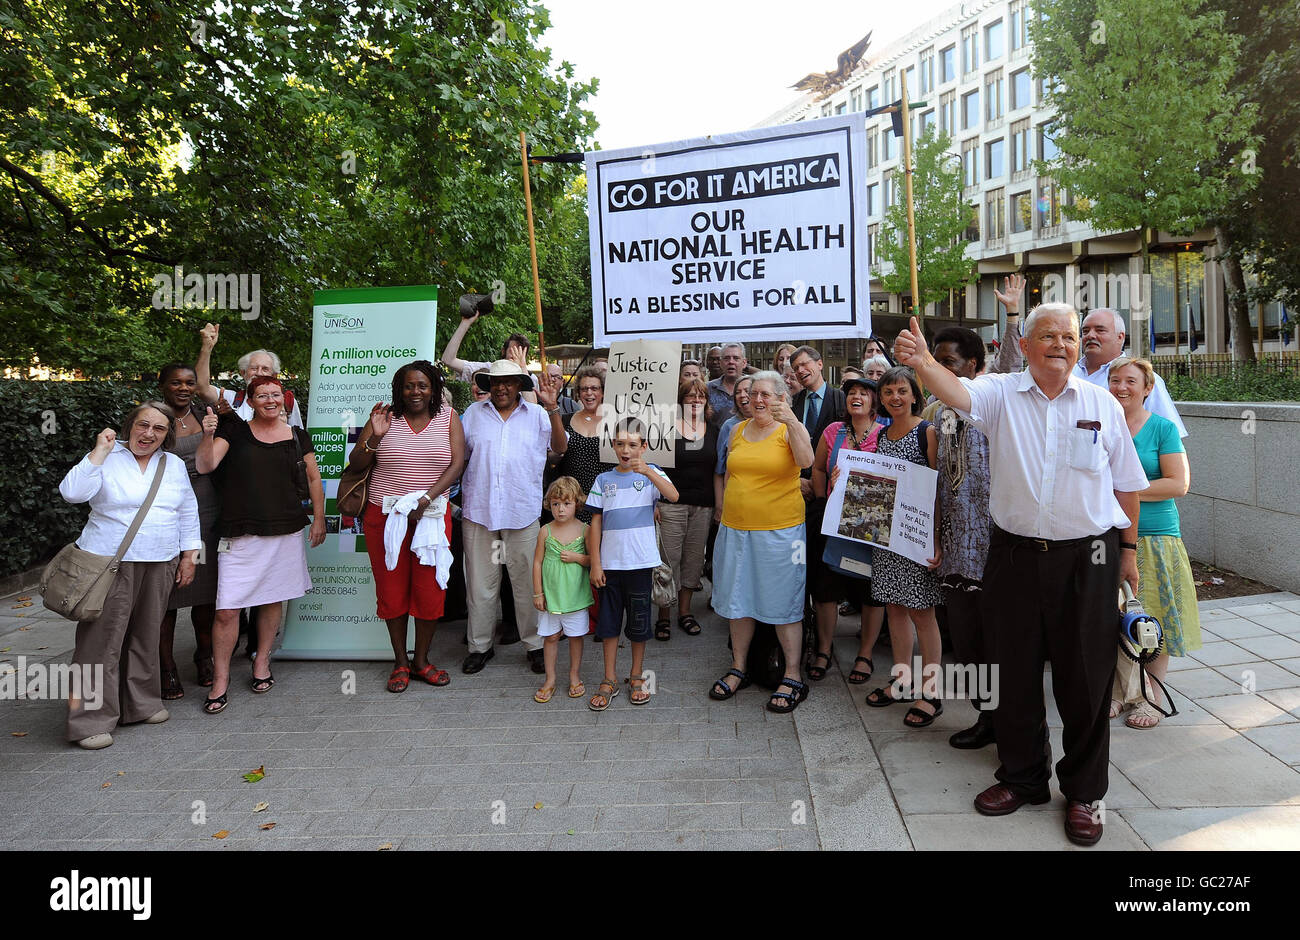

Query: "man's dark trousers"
<box><xmin>981</xmin><ymin>527</ymin><xmax>1120</xmax><ymax>803</ymax></box>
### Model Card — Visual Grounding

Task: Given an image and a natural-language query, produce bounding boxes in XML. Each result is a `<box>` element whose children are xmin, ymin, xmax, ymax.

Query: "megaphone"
<box><xmin>459</xmin><ymin>293</ymin><xmax>494</xmax><ymax>318</ymax></box>
<box><xmin>1119</xmin><ymin>582</ymin><xmax>1162</xmax><ymax>653</ymax></box>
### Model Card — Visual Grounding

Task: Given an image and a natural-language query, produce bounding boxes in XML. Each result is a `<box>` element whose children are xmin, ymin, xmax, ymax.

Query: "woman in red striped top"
<box><xmin>354</xmin><ymin>360</ymin><xmax>465</xmax><ymax>692</ymax></box>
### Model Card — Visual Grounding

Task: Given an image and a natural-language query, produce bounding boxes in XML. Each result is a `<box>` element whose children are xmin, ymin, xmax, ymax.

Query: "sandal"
<box><xmin>411</xmin><ymin>664</ymin><xmax>450</xmax><ymax>686</ymax></box>
<box><xmin>627</xmin><ymin>674</ymin><xmax>650</xmax><ymax>705</ymax></box>
<box><xmin>161</xmin><ymin>667</ymin><xmax>184</xmax><ymax>701</ymax></box>
<box><xmin>588</xmin><ymin>678</ymin><xmax>619</xmax><ymax>711</ymax></box>
<box><xmin>678</xmin><ymin>614</ymin><xmax>702</xmax><ymax>636</ymax></box>
<box><xmin>202</xmin><ymin>692</ymin><xmax>228</xmax><ymax>715</ymax></box>
<box><xmin>807</xmin><ymin>650</ymin><xmax>832</xmax><ymax>681</ymax></box>
<box><xmin>568</xmin><ymin>681</ymin><xmax>586</xmax><ymax>698</ymax></box>
<box><xmin>766</xmin><ymin>678</ymin><xmax>809</xmax><ymax>714</ymax></box>
<box><xmin>1108</xmin><ymin>699</ymin><xmax>1128</xmax><ymax>720</ymax></box>
<box><xmin>654</xmin><ymin>619</ymin><xmax>672</xmax><ymax>641</ymax></box>
<box><xmin>865</xmin><ymin>685</ymin><xmax>909</xmax><ymax>707</ymax></box>
<box><xmin>534</xmin><ymin>686</ymin><xmax>555</xmax><ymax>704</ymax></box>
<box><xmin>847</xmin><ymin>656</ymin><xmax>874</xmax><ymax>685</ymax></box>
<box><xmin>386</xmin><ymin>665</ymin><xmax>411</xmax><ymax>693</ymax></box>
<box><xmin>193</xmin><ymin>653</ymin><xmax>215</xmax><ymax>688</ymax></box>
<box><xmin>709</xmin><ymin>668</ymin><xmax>750</xmax><ymax>701</ymax></box>
<box><xmin>904</xmin><ymin>696</ymin><xmax>944</xmax><ymax>728</ymax></box>
<box><xmin>250</xmin><ymin>671</ymin><xmax>275</xmax><ymax>694</ymax></box>
<box><xmin>1125</xmin><ymin>702</ymin><xmax>1162</xmax><ymax>729</ymax></box>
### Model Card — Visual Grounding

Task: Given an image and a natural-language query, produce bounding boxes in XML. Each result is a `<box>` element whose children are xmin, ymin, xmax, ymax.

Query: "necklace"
<box><xmin>943</xmin><ymin>408</ymin><xmax>968</xmax><ymax>493</ymax></box>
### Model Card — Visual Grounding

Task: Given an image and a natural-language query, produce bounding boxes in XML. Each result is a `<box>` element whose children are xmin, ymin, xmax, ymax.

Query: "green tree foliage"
<box><xmin>1030</xmin><ymin>0</ymin><xmax>1258</xmax><ymax>354</ymax></box>
<box><xmin>878</xmin><ymin>128</ymin><xmax>975</xmax><ymax>313</ymax></box>
<box><xmin>0</xmin><ymin>0</ymin><xmax>596</xmax><ymax>378</ymax></box>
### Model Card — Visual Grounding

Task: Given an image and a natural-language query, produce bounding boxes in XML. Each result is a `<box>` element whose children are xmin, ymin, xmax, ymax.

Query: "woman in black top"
<box><xmin>554</xmin><ymin>366</ymin><xmax>611</xmax><ymax>523</ymax></box>
<box><xmin>196</xmin><ymin>376</ymin><xmax>325</xmax><ymax>714</ymax></box>
<box><xmin>655</xmin><ymin>378</ymin><xmax>719</xmax><ymax>640</ymax></box>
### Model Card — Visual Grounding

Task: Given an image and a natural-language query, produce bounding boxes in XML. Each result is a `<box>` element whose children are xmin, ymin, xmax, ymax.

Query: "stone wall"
<box><xmin>1177</xmin><ymin>402</ymin><xmax>1300</xmax><ymax>594</ymax></box>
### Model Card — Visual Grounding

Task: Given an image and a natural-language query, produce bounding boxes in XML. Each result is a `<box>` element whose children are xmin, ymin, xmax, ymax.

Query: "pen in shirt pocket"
<box><xmin>1076</xmin><ymin>419</ymin><xmax>1101</xmax><ymax>443</ymax></box>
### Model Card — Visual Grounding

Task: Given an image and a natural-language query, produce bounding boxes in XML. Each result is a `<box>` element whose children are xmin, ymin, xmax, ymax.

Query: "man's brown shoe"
<box><xmin>1064</xmin><ymin>800</ymin><xmax>1103</xmax><ymax>846</ymax></box>
<box><xmin>974</xmin><ymin>783</ymin><xmax>1051</xmax><ymax>816</ymax></box>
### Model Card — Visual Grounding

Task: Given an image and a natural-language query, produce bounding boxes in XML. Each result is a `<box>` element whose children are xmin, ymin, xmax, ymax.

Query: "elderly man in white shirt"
<box><xmin>1077</xmin><ymin>308</ymin><xmax>1187</xmax><ymax>437</ymax></box>
<box><xmin>459</xmin><ymin>361</ymin><xmax>567</xmax><ymax>675</ymax></box>
<box><xmin>895</xmin><ymin>304</ymin><xmax>1148</xmax><ymax>848</ymax></box>
<box><xmin>58</xmin><ymin>404</ymin><xmax>202</xmax><ymax>749</ymax></box>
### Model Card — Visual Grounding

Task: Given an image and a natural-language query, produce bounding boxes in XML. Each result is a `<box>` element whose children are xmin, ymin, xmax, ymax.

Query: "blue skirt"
<box><xmin>713</xmin><ymin>523</ymin><xmax>806</xmax><ymax>624</ymax></box>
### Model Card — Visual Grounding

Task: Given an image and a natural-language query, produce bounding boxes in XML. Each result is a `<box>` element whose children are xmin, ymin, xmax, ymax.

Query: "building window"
<box><xmin>1011</xmin><ymin>118</ymin><xmax>1031</xmax><ymax>174</ymax></box>
<box><xmin>962</xmin><ymin>138</ymin><xmax>980</xmax><ymax>187</ymax></box>
<box><xmin>986</xmin><ymin>187</ymin><xmax>1006</xmax><ymax>241</ymax></box>
<box><xmin>961</xmin><ymin>25</ymin><xmax>979</xmax><ymax>75</ymax></box>
<box><xmin>920</xmin><ymin>47</ymin><xmax>934</xmax><ymax>95</ymax></box>
<box><xmin>866</xmin><ymin>130</ymin><xmax>879</xmax><ymax>169</ymax></box>
<box><xmin>919</xmin><ymin>109</ymin><xmax>935</xmax><ymax>137</ymax></box>
<box><xmin>1011</xmin><ymin>68</ymin><xmax>1031</xmax><ymax>110</ymax></box>
<box><xmin>962</xmin><ymin>90</ymin><xmax>980</xmax><ymax>130</ymax></box>
<box><xmin>986</xmin><ymin>138</ymin><xmax>1006</xmax><ymax>179</ymax></box>
<box><xmin>867</xmin><ymin>182</ymin><xmax>879</xmax><ymax>217</ymax></box>
<box><xmin>883</xmin><ymin>69</ymin><xmax>897</xmax><ymax>103</ymax></box>
<box><xmin>902</xmin><ymin>64</ymin><xmax>916</xmax><ymax>97</ymax></box>
<box><xmin>1037</xmin><ymin>178</ymin><xmax>1061</xmax><ymax>228</ymax></box>
<box><xmin>1011</xmin><ymin>191</ymin><xmax>1032</xmax><ymax>233</ymax></box>
<box><xmin>940</xmin><ymin>45</ymin><xmax>956</xmax><ymax>83</ymax></box>
<box><xmin>835</xmin><ymin>102</ymin><xmax>847</xmax><ymax>115</ymax></box>
<box><xmin>939</xmin><ymin>90</ymin><xmax>956</xmax><ymax>135</ymax></box>
<box><xmin>964</xmin><ymin>202</ymin><xmax>980</xmax><ymax>241</ymax></box>
<box><xmin>985</xmin><ymin>19</ymin><xmax>1004</xmax><ymax>61</ymax></box>
<box><xmin>1010</xmin><ymin>0</ymin><xmax>1029</xmax><ymax>51</ymax></box>
<box><xmin>867</xmin><ymin>85</ymin><xmax>880</xmax><ymax>110</ymax></box>
<box><xmin>868</xmin><ymin>223</ymin><xmax>880</xmax><ymax>267</ymax></box>
<box><xmin>986</xmin><ymin>69</ymin><xmax>1004</xmax><ymax>123</ymax></box>
<box><xmin>1038</xmin><ymin>122</ymin><xmax>1060</xmax><ymax>162</ymax></box>
<box><xmin>851</xmin><ymin>85</ymin><xmax>863</xmax><ymax>111</ymax></box>
<box><xmin>883</xmin><ymin>127</ymin><xmax>896</xmax><ymax>161</ymax></box>
<box><xmin>883</xmin><ymin>169</ymin><xmax>895</xmax><ymax>208</ymax></box>
<box><xmin>822</xmin><ymin>103</ymin><xmax>833</xmax><ymax>117</ymax></box>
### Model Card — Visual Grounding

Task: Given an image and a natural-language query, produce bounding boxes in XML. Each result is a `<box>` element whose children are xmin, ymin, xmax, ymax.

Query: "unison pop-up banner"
<box><xmin>279</xmin><ymin>285</ymin><xmax>438</xmax><ymax>660</ymax></box>
<box><xmin>586</xmin><ymin>114</ymin><xmax>870</xmax><ymax>347</ymax></box>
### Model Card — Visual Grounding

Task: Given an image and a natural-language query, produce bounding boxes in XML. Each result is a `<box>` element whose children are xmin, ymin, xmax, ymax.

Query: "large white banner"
<box><xmin>821</xmin><ymin>448</ymin><xmax>938</xmax><ymax>567</ymax></box>
<box><xmin>586</xmin><ymin>114</ymin><xmax>871</xmax><ymax>347</ymax></box>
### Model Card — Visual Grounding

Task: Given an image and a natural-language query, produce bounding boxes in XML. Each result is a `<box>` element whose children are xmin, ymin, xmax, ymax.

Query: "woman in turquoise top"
<box><xmin>1108</xmin><ymin>357</ymin><xmax>1201</xmax><ymax>728</ymax></box>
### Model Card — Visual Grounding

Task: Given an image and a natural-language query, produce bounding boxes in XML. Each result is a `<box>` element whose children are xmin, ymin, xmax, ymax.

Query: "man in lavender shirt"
<box><xmin>459</xmin><ymin>361</ymin><xmax>567</xmax><ymax>675</ymax></box>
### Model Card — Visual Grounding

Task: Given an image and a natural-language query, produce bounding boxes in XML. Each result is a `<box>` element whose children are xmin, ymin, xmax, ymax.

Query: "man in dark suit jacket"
<box><xmin>789</xmin><ymin>345</ymin><xmax>847</xmax><ymax>675</ymax></box>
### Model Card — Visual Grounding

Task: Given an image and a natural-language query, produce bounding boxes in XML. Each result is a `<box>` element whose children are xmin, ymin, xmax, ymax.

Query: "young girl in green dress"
<box><xmin>531</xmin><ymin>477</ymin><xmax>593</xmax><ymax>703</ymax></box>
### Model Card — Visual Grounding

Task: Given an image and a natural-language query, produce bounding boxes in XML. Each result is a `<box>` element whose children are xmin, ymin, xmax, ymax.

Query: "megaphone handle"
<box><xmin>1120</xmin><ymin>581</ymin><xmax>1137</xmax><ymax>606</ymax></box>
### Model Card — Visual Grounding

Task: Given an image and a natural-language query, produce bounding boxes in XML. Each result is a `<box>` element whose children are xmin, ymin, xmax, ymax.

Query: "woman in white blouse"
<box><xmin>58</xmin><ymin>402</ymin><xmax>202</xmax><ymax>750</ymax></box>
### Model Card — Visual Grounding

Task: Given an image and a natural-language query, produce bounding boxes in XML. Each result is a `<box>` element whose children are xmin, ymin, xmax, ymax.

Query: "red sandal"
<box><xmin>386</xmin><ymin>665</ymin><xmax>411</xmax><ymax>693</ymax></box>
<box><xmin>411</xmin><ymin>664</ymin><xmax>450</xmax><ymax>686</ymax></box>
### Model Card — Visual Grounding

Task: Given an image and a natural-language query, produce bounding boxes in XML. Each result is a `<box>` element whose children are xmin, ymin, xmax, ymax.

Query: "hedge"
<box><xmin>1164</xmin><ymin>367</ymin><xmax>1300</xmax><ymax>402</ymax></box>
<box><xmin>0</xmin><ymin>378</ymin><xmax>307</xmax><ymax>580</ymax></box>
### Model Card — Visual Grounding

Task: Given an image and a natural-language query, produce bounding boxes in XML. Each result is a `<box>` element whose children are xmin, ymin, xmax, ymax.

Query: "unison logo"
<box><xmin>323</xmin><ymin>316</ymin><xmax>365</xmax><ymax>331</ymax></box>
<box><xmin>50</xmin><ymin>871</ymin><xmax>151</xmax><ymax>920</ymax></box>
<box><xmin>0</xmin><ymin>657</ymin><xmax>103</xmax><ymax>709</ymax></box>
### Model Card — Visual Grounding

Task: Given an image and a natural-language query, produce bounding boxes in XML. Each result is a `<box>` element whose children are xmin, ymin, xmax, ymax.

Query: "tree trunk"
<box><xmin>1215</xmin><ymin>224</ymin><xmax>1257</xmax><ymax>363</ymax></box>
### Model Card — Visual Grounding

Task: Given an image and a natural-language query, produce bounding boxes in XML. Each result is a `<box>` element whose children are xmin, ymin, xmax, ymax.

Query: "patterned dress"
<box><xmin>556</xmin><ymin>416</ymin><xmax>611</xmax><ymax>523</ymax></box>
<box><xmin>870</xmin><ymin>421</ymin><xmax>943</xmax><ymax>609</ymax></box>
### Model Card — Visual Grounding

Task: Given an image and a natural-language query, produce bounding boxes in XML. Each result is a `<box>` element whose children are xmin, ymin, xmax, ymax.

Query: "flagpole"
<box><xmin>519</xmin><ymin>131</ymin><xmax>548</xmax><ymax>367</ymax></box>
<box><xmin>900</xmin><ymin>69</ymin><xmax>922</xmax><ymax>334</ymax></box>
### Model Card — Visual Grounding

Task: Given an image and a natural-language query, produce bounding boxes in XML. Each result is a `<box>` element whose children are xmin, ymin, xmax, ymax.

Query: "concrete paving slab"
<box><xmin>1212</xmin><ymin>660</ymin><xmax>1300</xmax><ymax>692</ymax></box>
<box><xmin>1194</xmin><ymin>693</ymin><xmax>1299</xmax><ymax>730</ymax></box>
<box><xmin>904</xmin><ymin>808</ymin><xmax>1149</xmax><ymax>850</ymax></box>
<box><xmin>1196</xmin><ymin>616</ymin><xmax>1279</xmax><ymax>641</ymax></box>
<box><xmin>1189</xmin><ymin>640</ymin><xmax>1257</xmax><ymax>668</ymax></box>
<box><xmin>1120</xmin><ymin>806</ymin><xmax>1300</xmax><ymax>850</ymax></box>
<box><xmin>1164</xmin><ymin>667</ymin><xmax>1249</xmax><ymax>700</ymax></box>
<box><xmin>1109</xmin><ymin>725</ymin><xmax>1300</xmax><ymax>807</ymax></box>
<box><xmin>1241</xmin><ymin>725</ymin><xmax>1300</xmax><ymax>765</ymax></box>
<box><xmin>1259</xmin><ymin>687</ymin><xmax>1300</xmax><ymax>716</ymax></box>
<box><xmin>1234</xmin><ymin>632</ymin><xmax>1300</xmax><ymax>660</ymax></box>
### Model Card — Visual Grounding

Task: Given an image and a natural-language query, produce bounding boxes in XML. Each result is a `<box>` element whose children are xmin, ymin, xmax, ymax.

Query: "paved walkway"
<box><xmin>1</xmin><ymin>586</ymin><xmax>1297</xmax><ymax>850</ymax></box>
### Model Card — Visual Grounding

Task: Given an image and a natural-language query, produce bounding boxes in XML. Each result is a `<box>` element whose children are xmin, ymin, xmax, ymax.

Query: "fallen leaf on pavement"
<box><xmin>259</xmin><ymin>822</ymin><xmax>276</xmax><ymax>831</ymax></box>
<box><xmin>10</xmin><ymin>602</ymin><xmax>32</xmax><ymax>608</ymax></box>
<box><xmin>566</xmin><ymin>829</ymin><xmax>575</xmax><ymax>836</ymax></box>
<box><xmin>10</xmin><ymin>732</ymin><xmax>27</xmax><ymax>737</ymax></box>
<box><xmin>242</xmin><ymin>765</ymin><xmax>265</xmax><ymax>783</ymax></box>
<box><xmin>101</xmin><ymin>782</ymin><xmax>111</xmax><ymax>789</ymax></box>
<box><xmin>16</xmin><ymin>596</ymin><xmax>30</xmax><ymax>601</ymax></box>
<box><xmin>533</xmin><ymin>802</ymin><xmax>543</xmax><ymax>810</ymax></box>
<box><xmin>17</xmin><ymin>627</ymin><xmax>29</xmax><ymax>631</ymax></box>
<box><xmin>252</xmin><ymin>801</ymin><xmax>269</xmax><ymax>813</ymax></box>
<box><xmin>116</xmin><ymin>771</ymin><xmax>125</xmax><ymax>776</ymax></box>
<box><xmin>213</xmin><ymin>830</ymin><xmax>230</xmax><ymax>839</ymax></box>
<box><xmin>377</xmin><ymin>842</ymin><xmax>393</xmax><ymax>851</ymax></box>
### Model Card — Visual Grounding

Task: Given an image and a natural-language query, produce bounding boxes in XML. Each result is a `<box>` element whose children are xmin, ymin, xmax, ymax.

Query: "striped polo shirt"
<box><xmin>586</xmin><ymin>466</ymin><xmax>669</xmax><ymax>571</ymax></box>
<box><xmin>367</xmin><ymin>409</ymin><xmax>454</xmax><ymax>506</ymax></box>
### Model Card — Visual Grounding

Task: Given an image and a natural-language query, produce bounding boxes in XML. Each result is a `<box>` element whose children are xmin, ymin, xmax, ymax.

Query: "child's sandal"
<box><xmin>627</xmin><ymin>674</ymin><xmax>650</xmax><ymax>705</ymax></box>
<box><xmin>588</xmin><ymin>678</ymin><xmax>619</xmax><ymax>711</ymax></box>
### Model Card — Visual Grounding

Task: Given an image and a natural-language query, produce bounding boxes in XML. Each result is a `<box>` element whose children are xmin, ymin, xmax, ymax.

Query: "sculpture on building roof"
<box><xmin>791</xmin><ymin>32</ymin><xmax>873</xmax><ymax>100</ymax></box>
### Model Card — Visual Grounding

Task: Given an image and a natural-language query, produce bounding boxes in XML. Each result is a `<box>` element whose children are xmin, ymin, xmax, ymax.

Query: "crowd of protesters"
<box><xmin>53</xmin><ymin>289</ymin><xmax>1203</xmax><ymax>846</ymax></box>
